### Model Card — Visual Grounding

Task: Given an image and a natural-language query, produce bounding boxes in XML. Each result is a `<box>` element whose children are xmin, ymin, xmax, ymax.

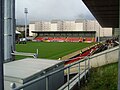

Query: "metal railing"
<box><xmin>10</xmin><ymin>45</ymin><xmax>119</xmax><ymax>90</ymax></box>
<box><xmin>10</xmin><ymin>56</ymin><xmax>90</xmax><ymax>90</ymax></box>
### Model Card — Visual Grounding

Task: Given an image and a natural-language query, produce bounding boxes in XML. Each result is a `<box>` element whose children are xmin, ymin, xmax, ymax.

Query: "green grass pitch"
<box><xmin>16</xmin><ymin>42</ymin><xmax>95</xmax><ymax>60</ymax></box>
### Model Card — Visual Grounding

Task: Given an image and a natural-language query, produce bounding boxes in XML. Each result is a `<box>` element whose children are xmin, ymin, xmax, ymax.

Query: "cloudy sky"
<box><xmin>15</xmin><ymin>0</ymin><xmax>95</xmax><ymax>24</ymax></box>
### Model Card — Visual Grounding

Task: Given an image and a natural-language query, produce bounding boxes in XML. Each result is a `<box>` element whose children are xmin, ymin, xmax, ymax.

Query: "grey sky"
<box><xmin>16</xmin><ymin>0</ymin><xmax>94</xmax><ymax>24</ymax></box>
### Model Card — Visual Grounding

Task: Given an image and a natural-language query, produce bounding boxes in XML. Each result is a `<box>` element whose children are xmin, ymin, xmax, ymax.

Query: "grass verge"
<box><xmin>81</xmin><ymin>63</ymin><xmax>118</xmax><ymax>90</ymax></box>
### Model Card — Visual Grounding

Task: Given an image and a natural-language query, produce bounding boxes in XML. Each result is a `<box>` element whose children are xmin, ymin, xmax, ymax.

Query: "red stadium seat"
<box><xmin>66</xmin><ymin>37</ymin><xmax>80</xmax><ymax>42</ymax></box>
<box><xmin>65</xmin><ymin>46</ymin><xmax>97</xmax><ymax>64</ymax></box>
<box><xmin>34</xmin><ymin>37</ymin><xmax>44</xmax><ymax>41</ymax></box>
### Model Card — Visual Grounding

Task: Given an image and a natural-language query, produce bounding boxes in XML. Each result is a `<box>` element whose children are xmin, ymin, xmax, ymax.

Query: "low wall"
<box><xmin>65</xmin><ymin>46</ymin><xmax>119</xmax><ymax>75</ymax></box>
<box><xmin>90</xmin><ymin>46</ymin><xmax>119</xmax><ymax>67</ymax></box>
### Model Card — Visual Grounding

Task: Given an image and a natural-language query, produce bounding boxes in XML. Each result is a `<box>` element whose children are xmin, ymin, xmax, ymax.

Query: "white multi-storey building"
<box><xmin>34</xmin><ymin>21</ymin><xmax>51</xmax><ymax>31</ymax></box>
<box><xmin>50</xmin><ymin>20</ymin><xmax>63</xmax><ymax>31</ymax></box>
<box><xmin>42</xmin><ymin>21</ymin><xmax>51</xmax><ymax>31</ymax></box>
<box><xmin>75</xmin><ymin>20</ymin><xmax>84</xmax><ymax>31</ymax></box>
<box><xmin>83</xmin><ymin>20</ymin><xmax>112</xmax><ymax>37</ymax></box>
<box><xmin>62</xmin><ymin>21</ymin><xmax>76</xmax><ymax>31</ymax></box>
<box><xmin>29</xmin><ymin>20</ymin><xmax>112</xmax><ymax>37</ymax></box>
<box><xmin>51</xmin><ymin>21</ymin><xmax>58</xmax><ymax>31</ymax></box>
<box><xmin>29</xmin><ymin>22</ymin><xmax>36</xmax><ymax>36</ymax></box>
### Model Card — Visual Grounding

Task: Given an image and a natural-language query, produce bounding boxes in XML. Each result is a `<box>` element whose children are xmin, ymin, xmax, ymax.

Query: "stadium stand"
<box><xmin>65</xmin><ymin>38</ymin><xmax>119</xmax><ymax>64</ymax></box>
<box><xmin>34</xmin><ymin>37</ymin><xmax>96</xmax><ymax>43</ymax></box>
<box><xmin>32</xmin><ymin>31</ymin><xmax>96</xmax><ymax>42</ymax></box>
<box><xmin>65</xmin><ymin>46</ymin><xmax>97</xmax><ymax>64</ymax></box>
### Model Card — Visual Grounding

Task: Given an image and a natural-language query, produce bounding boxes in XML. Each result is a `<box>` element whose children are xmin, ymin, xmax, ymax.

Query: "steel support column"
<box><xmin>118</xmin><ymin>0</ymin><xmax>120</xmax><ymax>89</ymax></box>
<box><xmin>4</xmin><ymin>0</ymin><xmax>12</xmax><ymax>62</ymax></box>
<box><xmin>4</xmin><ymin>0</ymin><xmax>15</xmax><ymax>62</ymax></box>
<box><xmin>0</xmin><ymin>0</ymin><xmax>4</xmax><ymax>89</ymax></box>
<box><xmin>11</xmin><ymin>0</ymin><xmax>15</xmax><ymax>60</ymax></box>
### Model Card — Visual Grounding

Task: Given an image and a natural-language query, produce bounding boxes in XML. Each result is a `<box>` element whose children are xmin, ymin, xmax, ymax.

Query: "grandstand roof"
<box><xmin>32</xmin><ymin>31</ymin><xmax>96</xmax><ymax>33</ymax></box>
<box><xmin>82</xmin><ymin>0</ymin><xmax>119</xmax><ymax>28</ymax></box>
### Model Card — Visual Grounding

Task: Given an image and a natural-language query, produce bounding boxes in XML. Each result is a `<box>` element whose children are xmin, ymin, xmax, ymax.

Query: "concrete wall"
<box><xmin>61</xmin><ymin>45</ymin><xmax>119</xmax><ymax>68</ymax></box>
<box><xmin>67</xmin><ymin>46</ymin><xmax>119</xmax><ymax>75</ymax></box>
<box><xmin>90</xmin><ymin>46</ymin><xmax>119</xmax><ymax>67</ymax></box>
<box><xmin>4</xmin><ymin>59</ymin><xmax>64</xmax><ymax>90</ymax></box>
